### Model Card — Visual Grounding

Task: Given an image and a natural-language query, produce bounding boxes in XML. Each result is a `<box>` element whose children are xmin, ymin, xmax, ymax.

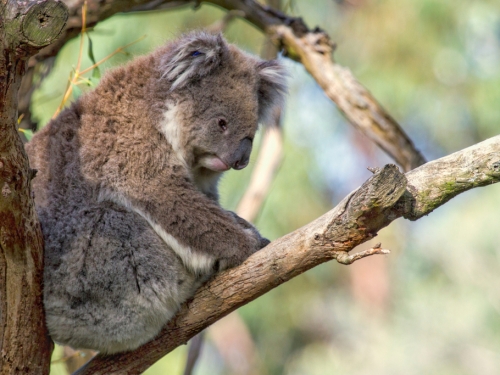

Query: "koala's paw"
<box><xmin>260</xmin><ymin>237</ymin><xmax>271</xmax><ymax>249</ymax></box>
<box><xmin>243</xmin><ymin>227</ymin><xmax>269</xmax><ymax>251</ymax></box>
<box><xmin>212</xmin><ymin>226</ymin><xmax>269</xmax><ymax>273</ymax></box>
<box><xmin>227</xmin><ymin>211</ymin><xmax>268</xmax><ymax>251</ymax></box>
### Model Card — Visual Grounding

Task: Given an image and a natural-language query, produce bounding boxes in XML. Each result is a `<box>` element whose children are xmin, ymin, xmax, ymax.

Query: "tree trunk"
<box><xmin>0</xmin><ymin>1</ymin><xmax>68</xmax><ymax>374</ymax></box>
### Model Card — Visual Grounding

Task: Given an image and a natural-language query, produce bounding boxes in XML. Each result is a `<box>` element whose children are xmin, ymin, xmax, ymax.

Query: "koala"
<box><xmin>25</xmin><ymin>32</ymin><xmax>286</xmax><ymax>354</ymax></box>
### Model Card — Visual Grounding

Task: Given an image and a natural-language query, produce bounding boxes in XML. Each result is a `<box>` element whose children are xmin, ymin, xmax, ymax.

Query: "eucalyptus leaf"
<box><xmin>87</xmin><ymin>33</ymin><xmax>101</xmax><ymax>79</ymax></box>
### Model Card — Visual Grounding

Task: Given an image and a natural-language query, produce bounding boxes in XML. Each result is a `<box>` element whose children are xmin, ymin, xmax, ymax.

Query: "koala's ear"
<box><xmin>161</xmin><ymin>32</ymin><xmax>229</xmax><ymax>90</ymax></box>
<box><xmin>256</xmin><ymin>60</ymin><xmax>288</xmax><ymax>124</ymax></box>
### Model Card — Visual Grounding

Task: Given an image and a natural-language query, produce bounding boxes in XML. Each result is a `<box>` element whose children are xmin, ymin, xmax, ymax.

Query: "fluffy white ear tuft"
<box><xmin>161</xmin><ymin>32</ymin><xmax>228</xmax><ymax>91</ymax></box>
<box><xmin>256</xmin><ymin>60</ymin><xmax>288</xmax><ymax>124</ymax></box>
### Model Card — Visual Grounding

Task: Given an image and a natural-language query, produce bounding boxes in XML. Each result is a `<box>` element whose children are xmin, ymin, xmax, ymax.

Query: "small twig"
<box><xmin>53</xmin><ymin>1</ymin><xmax>145</xmax><ymax>118</ymax></box>
<box><xmin>52</xmin><ymin>1</ymin><xmax>88</xmax><ymax>118</ymax></box>
<box><xmin>335</xmin><ymin>243</ymin><xmax>390</xmax><ymax>265</ymax></box>
<box><xmin>52</xmin><ymin>34</ymin><xmax>145</xmax><ymax>118</ymax></box>
<box><xmin>75</xmin><ymin>1</ymin><xmax>87</xmax><ymax>73</ymax></box>
<box><xmin>78</xmin><ymin>36</ymin><xmax>146</xmax><ymax>76</ymax></box>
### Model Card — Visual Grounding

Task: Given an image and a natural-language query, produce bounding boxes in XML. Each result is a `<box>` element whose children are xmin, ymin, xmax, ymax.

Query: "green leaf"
<box><xmin>86</xmin><ymin>33</ymin><xmax>101</xmax><ymax>79</ymax></box>
<box><xmin>18</xmin><ymin>128</ymin><xmax>34</xmax><ymax>141</ymax></box>
<box><xmin>88</xmin><ymin>76</ymin><xmax>100</xmax><ymax>87</ymax></box>
<box><xmin>72</xmin><ymin>84</ymin><xmax>82</xmax><ymax>100</ymax></box>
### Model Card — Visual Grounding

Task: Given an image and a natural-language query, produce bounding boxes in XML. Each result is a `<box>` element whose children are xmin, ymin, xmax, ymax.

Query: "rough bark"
<box><xmin>18</xmin><ymin>0</ymin><xmax>425</xmax><ymax>171</ymax></box>
<box><xmin>74</xmin><ymin>135</ymin><xmax>500</xmax><ymax>375</ymax></box>
<box><xmin>0</xmin><ymin>1</ymin><xmax>68</xmax><ymax>374</ymax></box>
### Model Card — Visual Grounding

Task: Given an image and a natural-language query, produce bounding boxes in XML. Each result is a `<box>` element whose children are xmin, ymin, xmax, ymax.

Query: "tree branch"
<box><xmin>74</xmin><ymin>135</ymin><xmax>500</xmax><ymax>374</ymax></box>
<box><xmin>20</xmin><ymin>0</ymin><xmax>424</xmax><ymax>171</ymax></box>
<box><xmin>0</xmin><ymin>1</ymin><xmax>68</xmax><ymax>374</ymax></box>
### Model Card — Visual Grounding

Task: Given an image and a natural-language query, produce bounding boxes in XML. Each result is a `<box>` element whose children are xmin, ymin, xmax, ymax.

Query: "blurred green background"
<box><xmin>32</xmin><ymin>0</ymin><xmax>500</xmax><ymax>374</ymax></box>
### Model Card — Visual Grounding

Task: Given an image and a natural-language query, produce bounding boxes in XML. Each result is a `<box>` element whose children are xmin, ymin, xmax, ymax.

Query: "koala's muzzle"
<box><xmin>229</xmin><ymin>138</ymin><xmax>252</xmax><ymax>170</ymax></box>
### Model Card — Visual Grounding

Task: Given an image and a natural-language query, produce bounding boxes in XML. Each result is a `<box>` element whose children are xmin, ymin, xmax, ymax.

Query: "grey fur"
<box><xmin>25</xmin><ymin>32</ymin><xmax>286</xmax><ymax>354</ymax></box>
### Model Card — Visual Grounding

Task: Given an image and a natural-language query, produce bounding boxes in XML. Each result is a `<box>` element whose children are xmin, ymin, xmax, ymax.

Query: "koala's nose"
<box><xmin>233</xmin><ymin>159</ymin><xmax>248</xmax><ymax>170</ymax></box>
<box><xmin>231</xmin><ymin>138</ymin><xmax>252</xmax><ymax>170</ymax></box>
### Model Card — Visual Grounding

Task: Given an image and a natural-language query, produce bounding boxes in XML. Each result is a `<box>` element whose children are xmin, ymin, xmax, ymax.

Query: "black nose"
<box><xmin>231</xmin><ymin>138</ymin><xmax>252</xmax><ymax>170</ymax></box>
<box><xmin>233</xmin><ymin>159</ymin><xmax>248</xmax><ymax>170</ymax></box>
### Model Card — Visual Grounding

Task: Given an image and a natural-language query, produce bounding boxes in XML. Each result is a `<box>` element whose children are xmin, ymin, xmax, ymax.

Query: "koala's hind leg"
<box><xmin>43</xmin><ymin>202</ymin><xmax>201</xmax><ymax>354</ymax></box>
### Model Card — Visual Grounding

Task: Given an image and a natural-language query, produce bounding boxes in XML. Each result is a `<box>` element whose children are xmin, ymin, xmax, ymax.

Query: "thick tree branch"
<box><xmin>20</xmin><ymin>0</ymin><xmax>424</xmax><ymax>171</ymax></box>
<box><xmin>271</xmin><ymin>25</ymin><xmax>425</xmax><ymax>172</ymax></box>
<box><xmin>0</xmin><ymin>1</ymin><xmax>68</xmax><ymax>374</ymax></box>
<box><xmin>397</xmin><ymin>135</ymin><xmax>500</xmax><ymax>220</ymax></box>
<box><xmin>75</xmin><ymin>136</ymin><xmax>500</xmax><ymax>374</ymax></box>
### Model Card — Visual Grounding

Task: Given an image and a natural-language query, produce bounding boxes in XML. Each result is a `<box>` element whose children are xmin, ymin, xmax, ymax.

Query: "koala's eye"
<box><xmin>191</xmin><ymin>51</ymin><xmax>202</xmax><ymax>57</ymax></box>
<box><xmin>218</xmin><ymin>118</ymin><xmax>228</xmax><ymax>131</ymax></box>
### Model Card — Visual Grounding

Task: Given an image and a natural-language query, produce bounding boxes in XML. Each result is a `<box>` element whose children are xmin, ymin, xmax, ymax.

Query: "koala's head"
<box><xmin>157</xmin><ymin>32</ymin><xmax>287</xmax><ymax>172</ymax></box>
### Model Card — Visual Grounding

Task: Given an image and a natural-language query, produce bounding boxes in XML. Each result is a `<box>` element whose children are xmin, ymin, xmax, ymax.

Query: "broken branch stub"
<box><xmin>335</xmin><ymin>244</ymin><xmax>390</xmax><ymax>265</ymax></box>
<box><xmin>4</xmin><ymin>0</ymin><xmax>68</xmax><ymax>53</ymax></box>
<box><xmin>312</xmin><ymin>164</ymin><xmax>407</xmax><ymax>256</ymax></box>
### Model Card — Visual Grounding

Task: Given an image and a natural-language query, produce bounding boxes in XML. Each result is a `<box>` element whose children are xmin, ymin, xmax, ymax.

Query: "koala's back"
<box><xmin>26</xmin><ymin>103</ymin><xmax>203</xmax><ymax>354</ymax></box>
